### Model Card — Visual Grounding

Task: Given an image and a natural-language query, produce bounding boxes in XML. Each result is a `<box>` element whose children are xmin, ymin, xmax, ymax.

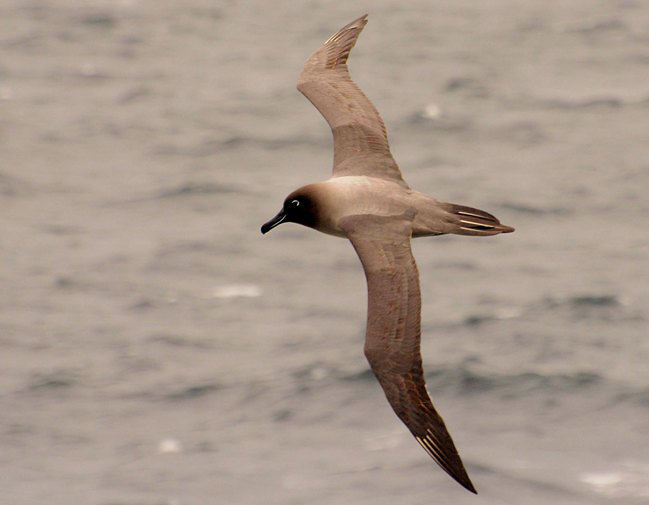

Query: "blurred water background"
<box><xmin>1</xmin><ymin>1</ymin><xmax>649</xmax><ymax>504</ymax></box>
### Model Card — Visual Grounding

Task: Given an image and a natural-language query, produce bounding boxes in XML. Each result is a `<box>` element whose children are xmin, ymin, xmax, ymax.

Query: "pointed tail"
<box><xmin>443</xmin><ymin>203</ymin><xmax>515</xmax><ymax>236</ymax></box>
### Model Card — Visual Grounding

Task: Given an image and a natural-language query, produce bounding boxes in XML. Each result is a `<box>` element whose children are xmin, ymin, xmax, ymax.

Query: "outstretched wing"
<box><xmin>297</xmin><ymin>15</ymin><xmax>408</xmax><ymax>188</ymax></box>
<box><xmin>340</xmin><ymin>212</ymin><xmax>477</xmax><ymax>494</ymax></box>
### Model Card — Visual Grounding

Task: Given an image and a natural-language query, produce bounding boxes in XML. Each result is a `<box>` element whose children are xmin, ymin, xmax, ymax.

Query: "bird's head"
<box><xmin>260</xmin><ymin>186</ymin><xmax>321</xmax><ymax>234</ymax></box>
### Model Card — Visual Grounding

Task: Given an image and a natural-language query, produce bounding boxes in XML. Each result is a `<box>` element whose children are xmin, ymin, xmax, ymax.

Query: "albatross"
<box><xmin>261</xmin><ymin>14</ymin><xmax>514</xmax><ymax>494</ymax></box>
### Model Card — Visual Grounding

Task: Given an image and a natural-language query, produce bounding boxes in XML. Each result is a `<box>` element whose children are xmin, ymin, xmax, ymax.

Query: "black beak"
<box><xmin>261</xmin><ymin>209</ymin><xmax>287</xmax><ymax>234</ymax></box>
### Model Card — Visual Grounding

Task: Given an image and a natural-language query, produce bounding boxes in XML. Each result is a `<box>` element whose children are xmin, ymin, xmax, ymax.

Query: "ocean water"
<box><xmin>1</xmin><ymin>1</ymin><xmax>649</xmax><ymax>504</ymax></box>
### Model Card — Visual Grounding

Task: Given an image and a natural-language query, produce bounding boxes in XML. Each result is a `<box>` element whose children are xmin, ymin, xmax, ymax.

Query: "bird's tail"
<box><xmin>442</xmin><ymin>202</ymin><xmax>515</xmax><ymax>236</ymax></box>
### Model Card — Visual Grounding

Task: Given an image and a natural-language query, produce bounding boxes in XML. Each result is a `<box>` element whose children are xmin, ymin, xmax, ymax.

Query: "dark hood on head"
<box><xmin>260</xmin><ymin>186</ymin><xmax>320</xmax><ymax>234</ymax></box>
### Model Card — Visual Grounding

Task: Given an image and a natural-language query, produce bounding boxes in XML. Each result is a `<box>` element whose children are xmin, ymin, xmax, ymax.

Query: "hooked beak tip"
<box><xmin>260</xmin><ymin>210</ymin><xmax>286</xmax><ymax>235</ymax></box>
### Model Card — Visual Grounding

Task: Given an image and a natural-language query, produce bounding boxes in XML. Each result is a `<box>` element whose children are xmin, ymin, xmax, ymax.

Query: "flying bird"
<box><xmin>261</xmin><ymin>14</ymin><xmax>514</xmax><ymax>494</ymax></box>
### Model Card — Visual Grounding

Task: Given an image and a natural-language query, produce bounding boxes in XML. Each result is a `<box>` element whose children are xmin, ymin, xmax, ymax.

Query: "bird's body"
<box><xmin>261</xmin><ymin>14</ymin><xmax>514</xmax><ymax>495</ymax></box>
<box><xmin>284</xmin><ymin>176</ymin><xmax>513</xmax><ymax>238</ymax></box>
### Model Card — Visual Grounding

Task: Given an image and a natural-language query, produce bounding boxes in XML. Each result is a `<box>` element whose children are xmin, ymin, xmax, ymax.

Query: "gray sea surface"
<box><xmin>1</xmin><ymin>1</ymin><xmax>649</xmax><ymax>504</ymax></box>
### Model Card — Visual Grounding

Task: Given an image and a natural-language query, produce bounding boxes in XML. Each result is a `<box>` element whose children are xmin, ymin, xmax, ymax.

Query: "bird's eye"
<box><xmin>291</xmin><ymin>199</ymin><xmax>300</xmax><ymax>207</ymax></box>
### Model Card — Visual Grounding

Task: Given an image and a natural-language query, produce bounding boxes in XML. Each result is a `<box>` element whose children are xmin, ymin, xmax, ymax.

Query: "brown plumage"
<box><xmin>341</xmin><ymin>212</ymin><xmax>476</xmax><ymax>493</ymax></box>
<box><xmin>261</xmin><ymin>15</ymin><xmax>515</xmax><ymax>494</ymax></box>
<box><xmin>297</xmin><ymin>15</ymin><xmax>405</xmax><ymax>186</ymax></box>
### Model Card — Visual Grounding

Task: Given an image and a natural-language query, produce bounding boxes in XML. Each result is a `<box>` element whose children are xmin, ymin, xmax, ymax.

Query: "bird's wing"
<box><xmin>297</xmin><ymin>15</ymin><xmax>408</xmax><ymax>188</ymax></box>
<box><xmin>340</xmin><ymin>212</ymin><xmax>477</xmax><ymax>494</ymax></box>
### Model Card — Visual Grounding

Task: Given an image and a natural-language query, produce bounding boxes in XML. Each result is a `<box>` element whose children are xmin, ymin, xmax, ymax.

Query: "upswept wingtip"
<box><xmin>324</xmin><ymin>14</ymin><xmax>369</xmax><ymax>48</ymax></box>
<box><xmin>326</xmin><ymin>13</ymin><xmax>368</xmax><ymax>39</ymax></box>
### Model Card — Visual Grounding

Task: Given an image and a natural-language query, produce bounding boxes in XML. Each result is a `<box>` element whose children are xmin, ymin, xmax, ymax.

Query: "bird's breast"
<box><xmin>313</xmin><ymin>176</ymin><xmax>414</xmax><ymax>237</ymax></box>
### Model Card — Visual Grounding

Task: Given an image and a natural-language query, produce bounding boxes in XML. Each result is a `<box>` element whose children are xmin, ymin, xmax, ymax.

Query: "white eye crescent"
<box><xmin>291</xmin><ymin>199</ymin><xmax>300</xmax><ymax>206</ymax></box>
